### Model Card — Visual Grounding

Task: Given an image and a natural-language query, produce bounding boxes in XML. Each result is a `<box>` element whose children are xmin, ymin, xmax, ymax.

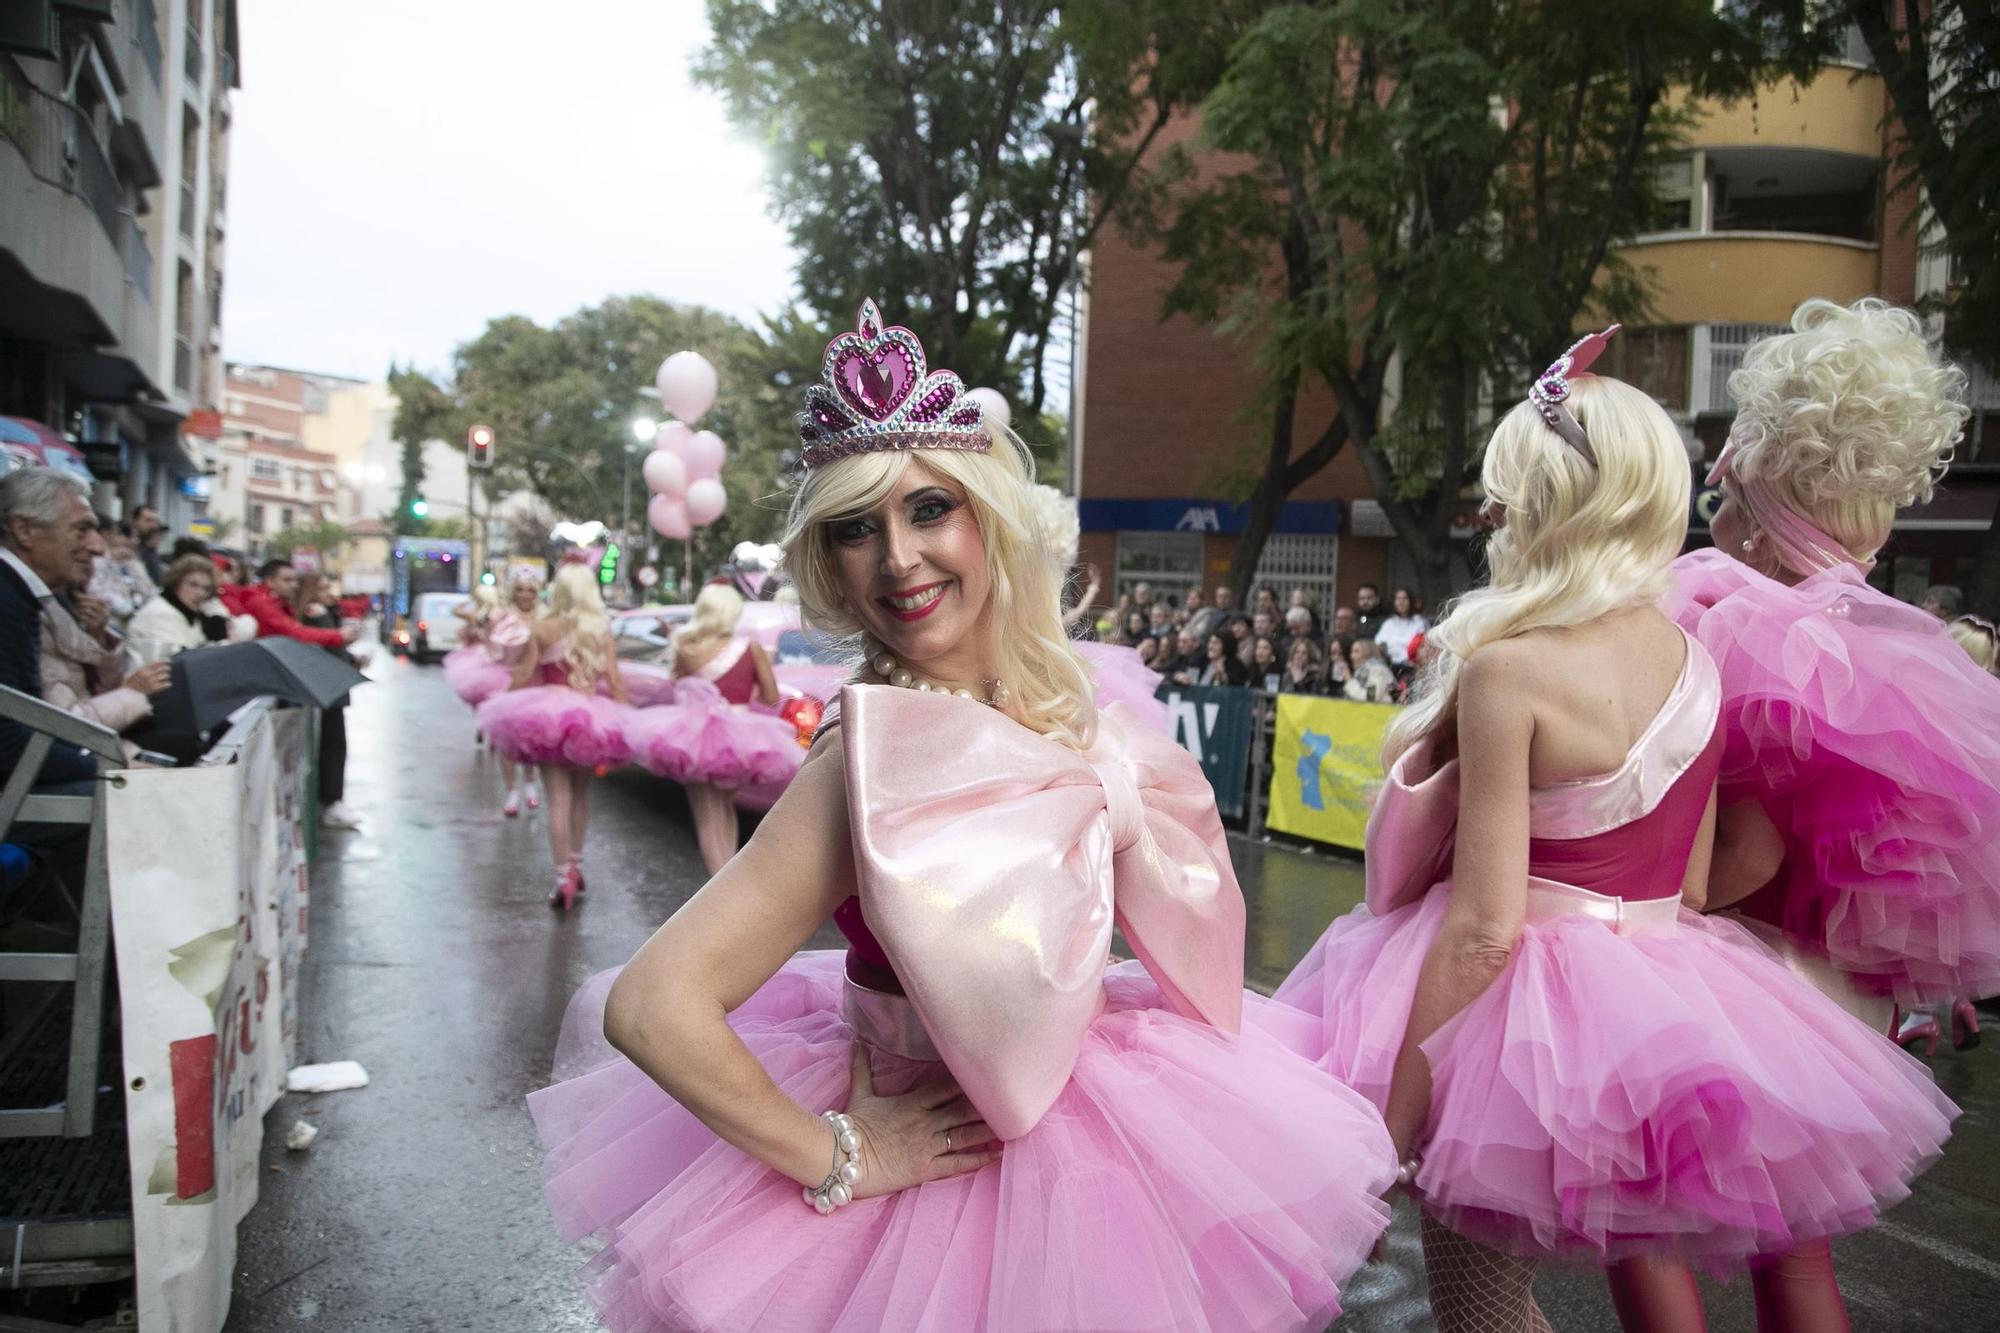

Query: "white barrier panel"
<box><xmin>104</xmin><ymin>704</ymin><xmax>313</xmax><ymax>1333</ymax></box>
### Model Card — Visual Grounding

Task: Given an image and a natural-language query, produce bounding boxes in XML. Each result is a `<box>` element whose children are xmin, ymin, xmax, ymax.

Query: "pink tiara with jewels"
<box><xmin>1526</xmin><ymin>324</ymin><xmax>1620</xmax><ymax>466</ymax></box>
<box><xmin>796</xmin><ymin>299</ymin><xmax>989</xmax><ymax>470</ymax></box>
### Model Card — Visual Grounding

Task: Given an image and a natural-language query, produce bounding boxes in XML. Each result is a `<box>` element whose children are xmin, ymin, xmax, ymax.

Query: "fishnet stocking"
<box><xmin>1420</xmin><ymin>1214</ymin><xmax>1554</xmax><ymax>1333</ymax></box>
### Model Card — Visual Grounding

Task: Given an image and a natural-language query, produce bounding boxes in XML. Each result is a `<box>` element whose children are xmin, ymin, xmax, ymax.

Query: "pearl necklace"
<box><xmin>869</xmin><ymin>652</ymin><xmax>1008</xmax><ymax>706</ymax></box>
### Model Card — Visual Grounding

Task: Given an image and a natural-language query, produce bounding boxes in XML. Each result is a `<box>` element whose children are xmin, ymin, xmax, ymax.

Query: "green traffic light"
<box><xmin>480</xmin><ymin>571</ymin><xmax>496</xmax><ymax>586</ymax></box>
<box><xmin>410</xmin><ymin>498</ymin><xmax>429</xmax><ymax>517</ymax></box>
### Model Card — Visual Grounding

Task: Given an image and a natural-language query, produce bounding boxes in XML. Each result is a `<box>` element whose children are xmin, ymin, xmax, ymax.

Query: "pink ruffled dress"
<box><xmin>1665</xmin><ymin>548</ymin><xmax>2000</xmax><ymax>1009</ymax></box>
<box><xmin>1076</xmin><ymin>640</ymin><xmax>1171</xmax><ymax>734</ymax></box>
<box><xmin>1275</xmin><ymin>631</ymin><xmax>1956</xmax><ymax>1268</ymax></box>
<box><xmin>529</xmin><ymin>686</ymin><xmax>1396</xmax><ymax>1332</ymax></box>
<box><xmin>476</xmin><ymin>633</ymin><xmax>635</xmax><ymax>770</ymax></box>
<box><xmin>626</xmin><ymin>640</ymin><xmax>803</xmax><ymax>790</ymax></box>
<box><xmin>444</xmin><ymin>611</ymin><xmax>529</xmax><ymax>707</ymax></box>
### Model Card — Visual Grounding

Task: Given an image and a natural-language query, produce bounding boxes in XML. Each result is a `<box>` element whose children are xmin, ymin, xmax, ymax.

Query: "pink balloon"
<box><xmin>685</xmin><ymin>477</ymin><xmax>727</xmax><ymax>526</ymax></box>
<box><xmin>655</xmin><ymin>351</ymin><xmax>717</xmax><ymax>424</ymax></box>
<box><xmin>684</xmin><ymin>430</ymin><xmax>726</xmax><ymax>481</ymax></box>
<box><xmin>647</xmin><ymin>494</ymin><xmax>691</xmax><ymax>540</ymax></box>
<box><xmin>653</xmin><ymin>420</ymin><xmax>693</xmax><ymax>458</ymax></box>
<box><xmin>642</xmin><ymin>449</ymin><xmax>687</xmax><ymax>498</ymax></box>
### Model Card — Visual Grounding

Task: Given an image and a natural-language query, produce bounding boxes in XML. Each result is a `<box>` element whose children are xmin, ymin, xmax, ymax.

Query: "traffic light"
<box><xmin>597</xmin><ymin>542</ymin><xmax>621</xmax><ymax>586</ymax></box>
<box><xmin>467</xmin><ymin>424</ymin><xmax>494</xmax><ymax>468</ymax></box>
<box><xmin>480</xmin><ymin>570</ymin><xmax>497</xmax><ymax>586</ymax></box>
<box><xmin>409</xmin><ymin>496</ymin><xmax>429</xmax><ymax>518</ymax></box>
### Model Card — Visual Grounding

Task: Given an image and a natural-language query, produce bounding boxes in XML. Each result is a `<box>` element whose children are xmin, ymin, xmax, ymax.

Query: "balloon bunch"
<box><xmin>645</xmin><ymin>351</ymin><xmax>729</xmax><ymax>540</ymax></box>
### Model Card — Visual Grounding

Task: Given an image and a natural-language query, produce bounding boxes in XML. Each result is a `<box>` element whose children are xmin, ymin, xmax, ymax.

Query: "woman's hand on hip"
<box><xmin>840</xmin><ymin>1043</ymin><xmax>1001</xmax><ymax>1198</ymax></box>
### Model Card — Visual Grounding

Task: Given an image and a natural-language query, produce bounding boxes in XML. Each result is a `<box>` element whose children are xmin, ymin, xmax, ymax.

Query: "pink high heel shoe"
<box><xmin>502</xmin><ymin>790</ymin><xmax>521</xmax><ymax>818</ymax></box>
<box><xmin>525</xmin><ymin>784</ymin><xmax>542</xmax><ymax>811</ymax></box>
<box><xmin>1953</xmin><ymin>999</ymin><xmax>1981</xmax><ymax>1050</ymax></box>
<box><xmin>1897</xmin><ymin>1011</ymin><xmax>1942</xmax><ymax>1057</ymax></box>
<box><xmin>548</xmin><ymin>864</ymin><xmax>581</xmax><ymax>912</ymax></box>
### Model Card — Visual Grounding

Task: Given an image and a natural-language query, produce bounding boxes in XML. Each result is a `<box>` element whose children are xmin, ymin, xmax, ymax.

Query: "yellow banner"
<box><xmin>1266</xmin><ymin>694</ymin><xmax>1399</xmax><ymax>850</ymax></box>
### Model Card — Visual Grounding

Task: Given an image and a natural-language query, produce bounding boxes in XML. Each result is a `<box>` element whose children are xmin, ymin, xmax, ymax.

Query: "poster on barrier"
<box><xmin>1266</xmin><ymin>694</ymin><xmax>1399</xmax><ymax>849</ymax></box>
<box><xmin>1157</xmin><ymin>684</ymin><xmax>1254</xmax><ymax>818</ymax></box>
<box><xmin>106</xmin><ymin>709</ymin><xmax>312</xmax><ymax>1332</ymax></box>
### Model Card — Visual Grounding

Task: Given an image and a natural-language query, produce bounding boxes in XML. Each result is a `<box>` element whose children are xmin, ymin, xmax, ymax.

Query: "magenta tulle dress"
<box><xmin>529</xmin><ymin>687</ymin><xmax>1396</xmax><ymax>1332</ymax></box>
<box><xmin>1665</xmin><ymin>548</ymin><xmax>2000</xmax><ymax>1007</ymax></box>
<box><xmin>446</xmin><ymin>611</ymin><xmax>533</xmax><ymax>707</ymax></box>
<box><xmin>626</xmin><ymin>641</ymin><xmax>804</xmax><ymax>790</ymax></box>
<box><xmin>476</xmin><ymin>636</ymin><xmax>636</xmax><ymax>770</ymax></box>
<box><xmin>1076</xmin><ymin>641</ymin><xmax>1171</xmax><ymax>733</ymax></box>
<box><xmin>1275</xmin><ymin>632</ymin><xmax>1956</xmax><ymax>1268</ymax></box>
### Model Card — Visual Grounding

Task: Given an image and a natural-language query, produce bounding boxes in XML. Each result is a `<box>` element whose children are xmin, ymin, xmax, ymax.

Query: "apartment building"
<box><xmin>0</xmin><ymin>0</ymin><xmax>238</xmax><ymax>537</ymax></box>
<box><xmin>1077</xmin><ymin>43</ymin><xmax>2000</xmax><ymax>610</ymax></box>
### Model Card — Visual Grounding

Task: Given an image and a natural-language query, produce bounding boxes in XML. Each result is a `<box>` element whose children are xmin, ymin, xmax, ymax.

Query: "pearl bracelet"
<box><xmin>802</xmin><ymin>1111</ymin><xmax>863</xmax><ymax>1215</ymax></box>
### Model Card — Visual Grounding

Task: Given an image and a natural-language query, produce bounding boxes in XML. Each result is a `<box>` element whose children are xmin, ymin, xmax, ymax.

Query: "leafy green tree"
<box><xmin>387</xmin><ymin>363</ymin><xmax>448</xmax><ymax>536</ymax></box>
<box><xmin>697</xmin><ymin>0</ymin><xmax>1186</xmax><ymax>440</ymax></box>
<box><xmin>1134</xmin><ymin>0</ymin><xmax>1817</xmax><ymax>609</ymax></box>
<box><xmin>268</xmin><ymin>519</ymin><xmax>349</xmax><ymax>559</ymax></box>
<box><xmin>1842</xmin><ymin>1</ymin><xmax>2000</xmax><ymax>613</ymax></box>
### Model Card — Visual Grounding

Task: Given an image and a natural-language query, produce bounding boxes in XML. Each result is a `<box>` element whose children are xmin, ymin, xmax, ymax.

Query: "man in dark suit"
<box><xmin>1</xmin><ymin>468</ymin><xmax>103</xmax><ymax>883</ymax></box>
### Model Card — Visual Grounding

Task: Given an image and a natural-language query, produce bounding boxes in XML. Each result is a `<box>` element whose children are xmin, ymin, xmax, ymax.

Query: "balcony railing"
<box><xmin>14</xmin><ymin>87</ymin><xmax>123</xmax><ymax>248</ymax></box>
<box><xmin>1700</xmin><ymin>323</ymin><xmax>1789</xmax><ymax>415</ymax></box>
<box><xmin>184</xmin><ymin>21</ymin><xmax>202</xmax><ymax>84</ymax></box>
<box><xmin>174</xmin><ymin>337</ymin><xmax>194</xmax><ymax>395</ymax></box>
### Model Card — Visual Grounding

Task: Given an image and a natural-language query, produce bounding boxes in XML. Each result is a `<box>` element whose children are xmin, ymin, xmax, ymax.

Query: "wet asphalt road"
<box><xmin>224</xmin><ymin>657</ymin><xmax>1999</xmax><ymax>1331</ymax></box>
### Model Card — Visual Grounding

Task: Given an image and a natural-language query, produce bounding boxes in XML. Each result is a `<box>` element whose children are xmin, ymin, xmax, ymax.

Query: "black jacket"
<box><xmin>0</xmin><ymin>557</ymin><xmax>95</xmax><ymax>789</ymax></box>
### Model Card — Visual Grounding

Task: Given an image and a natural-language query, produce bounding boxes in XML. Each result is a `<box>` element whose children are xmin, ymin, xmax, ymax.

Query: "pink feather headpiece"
<box><xmin>796</xmin><ymin>299</ymin><xmax>989</xmax><ymax>471</ymax></box>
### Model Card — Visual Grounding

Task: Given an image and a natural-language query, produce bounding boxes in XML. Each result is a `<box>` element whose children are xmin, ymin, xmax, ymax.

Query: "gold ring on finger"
<box><xmin>944</xmin><ymin>1130</ymin><xmax>953</xmax><ymax>1152</ymax></box>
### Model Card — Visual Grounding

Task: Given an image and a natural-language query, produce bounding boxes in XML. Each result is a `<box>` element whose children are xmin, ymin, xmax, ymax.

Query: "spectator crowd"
<box><xmin>1101</xmin><ymin>578</ymin><xmax>1429</xmax><ymax>704</ymax></box>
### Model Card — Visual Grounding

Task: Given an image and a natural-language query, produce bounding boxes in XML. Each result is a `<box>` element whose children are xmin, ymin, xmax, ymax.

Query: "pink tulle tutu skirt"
<box><xmin>442</xmin><ymin>646</ymin><xmax>513</xmax><ymax>707</ymax></box>
<box><xmin>1667</xmin><ymin>549</ymin><xmax>2000</xmax><ymax>1005</ymax></box>
<box><xmin>476</xmin><ymin>686</ymin><xmax>636</xmax><ymax>769</ymax></box>
<box><xmin>626</xmin><ymin>678</ymin><xmax>803</xmax><ymax>790</ymax></box>
<box><xmin>530</xmin><ymin>952</ymin><xmax>1395</xmax><ymax>1332</ymax></box>
<box><xmin>1077</xmin><ymin>642</ymin><xmax>1171</xmax><ymax>734</ymax></box>
<box><xmin>1276</xmin><ymin>890</ymin><xmax>1956</xmax><ymax>1268</ymax></box>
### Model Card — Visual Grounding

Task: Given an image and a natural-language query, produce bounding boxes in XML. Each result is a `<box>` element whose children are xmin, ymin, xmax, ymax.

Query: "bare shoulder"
<box><xmin>1459</xmin><ymin>638</ymin><xmax>1540</xmax><ymax>706</ymax></box>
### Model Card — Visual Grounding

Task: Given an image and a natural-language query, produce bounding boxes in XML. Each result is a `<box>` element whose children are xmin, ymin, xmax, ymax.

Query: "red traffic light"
<box><xmin>467</xmin><ymin>424</ymin><xmax>495</xmax><ymax>467</ymax></box>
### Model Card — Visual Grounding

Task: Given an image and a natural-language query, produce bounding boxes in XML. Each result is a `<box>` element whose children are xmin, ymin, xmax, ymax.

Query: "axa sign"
<box><xmin>1174</xmin><ymin>505</ymin><xmax>1223</xmax><ymax>533</ymax></box>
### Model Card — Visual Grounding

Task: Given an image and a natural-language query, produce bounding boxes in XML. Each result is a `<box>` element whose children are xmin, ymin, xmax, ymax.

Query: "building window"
<box><xmin>1648</xmin><ymin>155</ymin><xmax>1701</xmax><ymax>234</ymax></box>
<box><xmin>1251</xmin><ymin>534</ymin><xmax>1341</xmax><ymax>622</ymax></box>
<box><xmin>280</xmin><ymin>507</ymin><xmax>294</xmax><ymax>530</ymax></box>
<box><xmin>250</xmin><ymin>457</ymin><xmax>281</xmax><ymax>482</ymax></box>
<box><xmin>1113</xmin><ymin>532</ymin><xmax>1204</xmax><ymax>608</ymax></box>
<box><xmin>249</xmin><ymin>502</ymin><xmax>265</xmax><ymax>534</ymax></box>
<box><xmin>1708</xmin><ymin>147</ymin><xmax>1877</xmax><ymax>242</ymax></box>
<box><xmin>1602</xmin><ymin>327</ymin><xmax>1691</xmax><ymax>414</ymax></box>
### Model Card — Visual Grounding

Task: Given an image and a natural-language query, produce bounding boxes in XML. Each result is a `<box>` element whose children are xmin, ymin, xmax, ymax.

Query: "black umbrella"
<box><xmin>146</xmin><ymin>638</ymin><xmax>368</xmax><ymax>736</ymax></box>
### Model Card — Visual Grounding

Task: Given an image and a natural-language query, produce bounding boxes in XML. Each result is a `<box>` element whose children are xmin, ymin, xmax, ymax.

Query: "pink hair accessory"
<box><xmin>1528</xmin><ymin>324</ymin><xmax>1621</xmax><ymax>465</ymax></box>
<box><xmin>1707</xmin><ymin>442</ymin><xmax>1872</xmax><ymax>576</ymax></box>
<box><xmin>797</xmin><ymin>299</ymin><xmax>989</xmax><ymax>470</ymax></box>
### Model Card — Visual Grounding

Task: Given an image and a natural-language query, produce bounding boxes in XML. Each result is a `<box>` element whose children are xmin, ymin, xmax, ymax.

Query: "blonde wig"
<box><xmin>468</xmin><ymin>583</ymin><xmax>503</xmax><ymax>619</ymax></box>
<box><xmin>548</xmin><ymin>562</ymin><xmax>614</xmax><ymax>688</ymax></box>
<box><xmin>674</xmin><ymin>583</ymin><xmax>747</xmax><ymax>666</ymax></box>
<box><xmin>1949</xmin><ymin>616</ymin><xmax>2000</xmax><ymax>675</ymax></box>
<box><xmin>1724</xmin><ymin>298</ymin><xmax>1969</xmax><ymax>562</ymax></box>
<box><xmin>1387</xmin><ymin>375</ymin><xmax>1691</xmax><ymax>763</ymax></box>
<box><xmin>782</xmin><ymin>425</ymin><xmax>1098</xmax><ymax>750</ymax></box>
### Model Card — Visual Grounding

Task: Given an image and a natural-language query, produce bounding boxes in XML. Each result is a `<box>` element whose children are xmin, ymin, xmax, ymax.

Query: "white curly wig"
<box><xmin>1725</xmin><ymin>297</ymin><xmax>1970</xmax><ymax>558</ymax></box>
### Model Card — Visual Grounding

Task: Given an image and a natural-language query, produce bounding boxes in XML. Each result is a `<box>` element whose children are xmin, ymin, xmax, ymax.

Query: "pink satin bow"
<box><xmin>840</xmin><ymin>684</ymin><xmax>1246</xmax><ymax>1139</ymax></box>
<box><xmin>1364</xmin><ymin>737</ymin><xmax>1459</xmax><ymax>917</ymax></box>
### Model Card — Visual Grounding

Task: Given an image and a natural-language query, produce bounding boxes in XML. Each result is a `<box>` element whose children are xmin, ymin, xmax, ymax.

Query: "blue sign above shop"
<box><xmin>1077</xmin><ymin>497</ymin><xmax>1342</xmax><ymax>536</ymax></box>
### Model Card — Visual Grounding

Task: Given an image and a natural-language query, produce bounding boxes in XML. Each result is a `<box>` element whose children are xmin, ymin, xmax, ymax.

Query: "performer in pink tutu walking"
<box><xmin>1276</xmin><ymin>329</ymin><xmax>1955</xmax><ymax>1333</ymax></box>
<box><xmin>628</xmin><ymin>583</ymin><xmax>799</xmax><ymax>875</ymax></box>
<box><xmin>527</xmin><ymin>300</ymin><xmax>1395</xmax><ymax>1332</ymax></box>
<box><xmin>1667</xmin><ymin>299</ymin><xmax>2000</xmax><ymax>1061</ymax></box>
<box><xmin>477</xmin><ymin>562</ymin><xmax>633</xmax><ymax>909</ymax></box>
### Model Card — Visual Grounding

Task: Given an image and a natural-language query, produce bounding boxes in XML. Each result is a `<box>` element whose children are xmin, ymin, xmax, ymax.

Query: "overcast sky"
<box><xmin>221</xmin><ymin>0</ymin><xmax>798</xmax><ymax>381</ymax></box>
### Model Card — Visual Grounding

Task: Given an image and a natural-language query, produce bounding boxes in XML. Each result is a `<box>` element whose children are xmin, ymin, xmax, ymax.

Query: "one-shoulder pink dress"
<box><xmin>1276</xmin><ymin>632</ymin><xmax>1956</xmax><ymax>1268</ymax></box>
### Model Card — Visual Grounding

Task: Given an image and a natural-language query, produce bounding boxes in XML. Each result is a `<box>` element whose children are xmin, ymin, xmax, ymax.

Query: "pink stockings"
<box><xmin>687</xmin><ymin>782</ymin><xmax>742</xmax><ymax>876</ymax></box>
<box><xmin>540</xmin><ymin>764</ymin><xmax>593</xmax><ymax>871</ymax></box>
<box><xmin>1424</xmin><ymin>1218</ymin><xmax>1847</xmax><ymax>1333</ymax></box>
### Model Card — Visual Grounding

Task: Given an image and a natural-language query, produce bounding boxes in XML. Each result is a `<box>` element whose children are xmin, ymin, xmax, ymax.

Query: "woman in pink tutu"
<box><xmin>528</xmin><ymin>299</ymin><xmax>1395</xmax><ymax>1332</ymax></box>
<box><xmin>1276</xmin><ymin>329</ymin><xmax>1956</xmax><ymax>1332</ymax></box>
<box><xmin>478</xmin><ymin>562</ymin><xmax>633</xmax><ymax>908</ymax></box>
<box><xmin>1666</xmin><ymin>299</ymin><xmax>1998</xmax><ymax>1049</ymax></box>
<box><xmin>446</xmin><ymin>575</ymin><xmax>546</xmax><ymax>815</ymax></box>
<box><xmin>628</xmin><ymin>583</ymin><xmax>798</xmax><ymax>875</ymax></box>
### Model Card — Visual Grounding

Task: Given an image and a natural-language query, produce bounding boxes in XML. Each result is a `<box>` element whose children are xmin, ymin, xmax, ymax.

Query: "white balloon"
<box><xmin>684</xmin><ymin>430</ymin><xmax>726</xmax><ymax>482</ymax></box>
<box><xmin>685</xmin><ymin>477</ymin><xmax>728</xmax><ymax>526</ymax></box>
<box><xmin>759</xmin><ymin>543</ymin><xmax>785</xmax><ymax>568</ymax></box>
<box><xmin>642</xmin><ymin>449</ymin><xmax>687</xmax><ymax>498</ymax></box>
<box><xmin>653</xmin><ymin>419</ymin><xmax>693</xmax><ymax>457</ymax></box>
<box><xmin>967</xmin><ymin>387</ymin><xmax>1011</xmax><ymax>432</ymax></box>
<box><xmin>656</xmin><ymin>351</ymin><xmax>718</xmax><ymax>424</ymax></box>
<box><xmin>733</xmin><ymin>540</ymin><xmax>763</xmax><ymax>564</ymax></box>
